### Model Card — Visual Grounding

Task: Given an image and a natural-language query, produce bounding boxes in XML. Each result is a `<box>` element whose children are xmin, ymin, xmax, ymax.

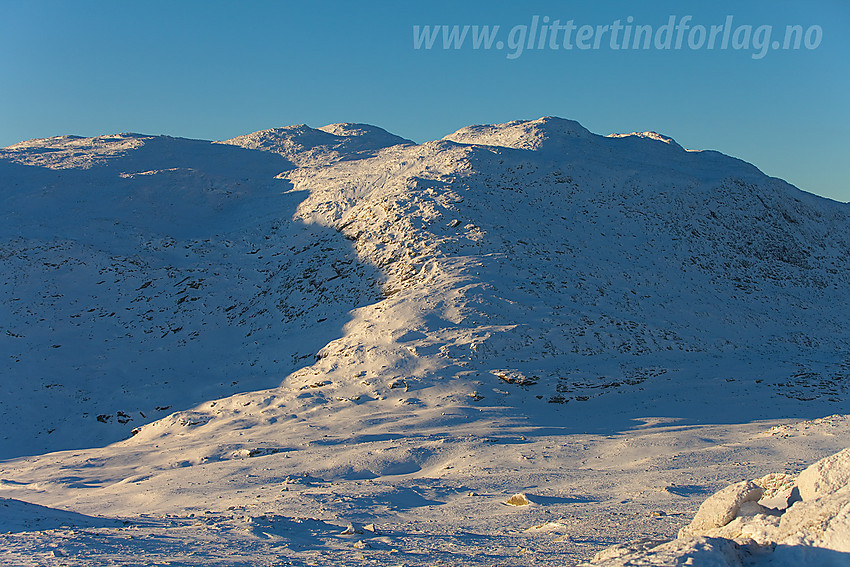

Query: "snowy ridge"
<box><xmin>606</xmin><ymin>130</ymin><xmax>683</xmax><ymax>149</ymax></box>
<box><xmin>2</xmin><ymin>133</ymin><xmax>149</xmax><ymax>170</ymax></box>
<box><xmin>0</xmin><ymin>117</ymin><xmax>848</xmax><ymax>565</ymax></box>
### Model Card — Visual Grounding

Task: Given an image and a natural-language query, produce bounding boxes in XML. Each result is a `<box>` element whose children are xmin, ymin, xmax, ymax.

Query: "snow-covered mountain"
<box><xmin>0</xmin><ymin>118</ymin><xmax>847</xmax><ymax>566</ymax></box>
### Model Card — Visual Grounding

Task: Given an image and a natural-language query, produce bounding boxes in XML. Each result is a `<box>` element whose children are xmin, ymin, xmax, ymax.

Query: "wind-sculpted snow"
<box><xmin>0</xmin><ymin>118</ymin><xmax>848</xmax><ymax>566</ymax></box>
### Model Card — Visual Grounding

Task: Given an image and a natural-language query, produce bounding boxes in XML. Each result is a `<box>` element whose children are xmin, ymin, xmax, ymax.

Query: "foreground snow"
<box><xmin>586</xmin><ymin>447</ymin><xmax>850</xmax><ymax>566</ymax></box>
<box><xmin>1</xmin><ymin>417</ymin><xmax>847</xmax><ymax>566</ymax></box>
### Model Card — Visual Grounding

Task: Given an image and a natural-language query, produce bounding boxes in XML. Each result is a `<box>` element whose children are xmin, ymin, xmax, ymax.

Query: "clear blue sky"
<box><xmin>2</xmin><ymin>1</ymin><xmax>848</xmax><ymax>201</ymax></box>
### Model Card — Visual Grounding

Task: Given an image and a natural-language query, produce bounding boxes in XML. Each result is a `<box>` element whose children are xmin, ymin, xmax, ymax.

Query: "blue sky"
<box><xmin>1</xmin><ymin>1</ymin><xmax>847</xmax><ymax>201</ymax></box>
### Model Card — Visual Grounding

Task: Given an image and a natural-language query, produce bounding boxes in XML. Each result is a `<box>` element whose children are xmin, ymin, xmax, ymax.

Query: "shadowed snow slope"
<box><xmin>0</xmin><ymin>132</ymin><xmax>383</xmax><ymax>456</ymax></box>
<box><xmin>0</xmin><ymin>118</ymin><xmax>848</xmax><ymax>566</ymax></box>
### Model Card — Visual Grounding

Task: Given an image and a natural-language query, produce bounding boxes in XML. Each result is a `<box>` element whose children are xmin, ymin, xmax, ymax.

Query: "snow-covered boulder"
<box><xmin>774</xmin><ymin>483</ymin><xmax>850</xmax><ymax>551</ymax></box>
<box><xmin>796</xmin><ymin>448</ymin><xmax>850</xmax><ymax>502</ymax></box>
<box><xmin>678</xmin><ymin>480</ymin><xmax>764</xmax><ymax>538</ymax></box>
<box><xmin>587</xmin><ymin>536</ymin><xmax>754</xmax><ymax>567</ymax></box>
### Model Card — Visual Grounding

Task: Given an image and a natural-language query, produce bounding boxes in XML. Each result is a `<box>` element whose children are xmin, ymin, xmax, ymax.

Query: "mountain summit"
<box><xmin>443</xmin><ymin>116</ymin><xmax>592</xmax><ymax>149</ymax></box>
<box><xmin>219</xmin><ymin>122</ymin><xmax>413</xmax><ymax>166</ymax></box>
